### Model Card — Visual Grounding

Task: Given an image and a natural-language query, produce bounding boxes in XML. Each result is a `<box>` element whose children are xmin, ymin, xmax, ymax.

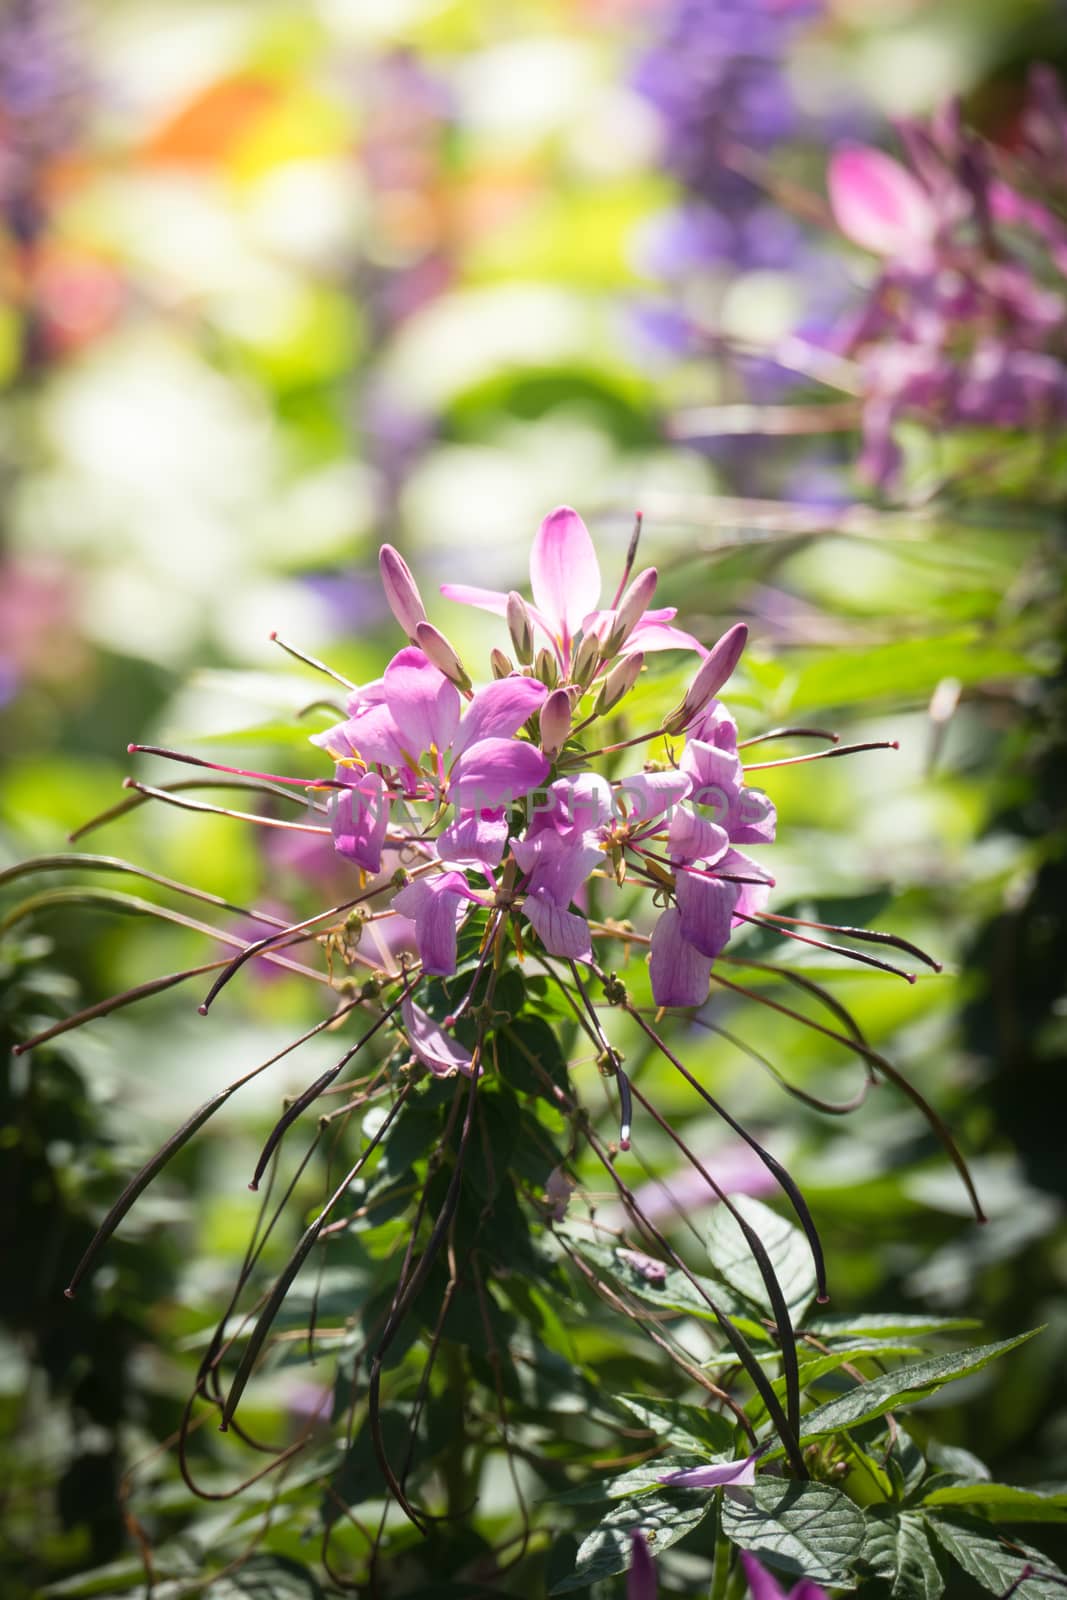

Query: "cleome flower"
<box><xmin>441</xmin><ymin>504</ymin><xmax>704</xmax><ymax>668</ymax></box>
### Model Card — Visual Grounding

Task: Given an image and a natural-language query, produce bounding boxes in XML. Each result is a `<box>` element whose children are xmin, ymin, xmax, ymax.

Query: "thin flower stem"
<box><xmin>122</xmin><ymin>778</ymin><xmax>332</xmax><ymax>833</ymax></box>
<box><xmin>736</xmin><ymin>727</ymin><xmax>840</xmax><ymax>749</ymax></box>
<box><xmin>127</xmin><ymin>744</ymin><xmax>348</xmax><ymax>791</ymax></box>
<box><xmin>738</xmin><ymin>912</ymin><xmax>917</xmax><ymax>982</ymax></box>
<box><xmin>624</xmin><ymin>1075</ymin><xmax>804</xmax><ymax>1439</ymax></box>
<box><xmin>612</xmin><ymin>988</ymin><xmax>829</xmax><ymax>1303</ymax></box>
<box><xmin>761</xmin><ymin>912</ymin><xmax>942</xmax><ymax>971</ymax></box>
<box><xmin>708</xmin><ymin>970</ymin><xmax>985</xmax><ymax>1222</ymax></box>
<box><xmin>269</xmin><ymin>630</ymin><xmax>355</xmax><ymax>690</ymax></box>
<box><xmin>743</xmin><ymin>740</ymin><xmax>899</xmax><ymax>771</ymax></box>
<box><xmin>609</xmin><ymin>509</ymin><xmax>644</xmax><ymax>608</ymax></box>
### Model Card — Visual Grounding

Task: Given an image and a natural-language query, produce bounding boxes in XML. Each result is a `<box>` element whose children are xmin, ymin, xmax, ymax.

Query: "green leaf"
<box><xmin>549</xmin><ymin>1491</ymin><xmax>714</xmax><ymax>1593</ymax></box>
<box><xmin>864</xmin><ymin>1510</ymin><xmax>945</xmax><ymax>1600</ymax></box>
<box><xmin>926</xmin><ymin>1514</ymin><xmax>1067</xmax><ymax>1598</ymax></box>
<box><xmin>204</xmin><ymin>1554</ymin><xmax>327</xmax><ymax>1598</ymax></box>
<box><xmin>706</xmin><ymin>1197</ymin><xmax>818</xmax><ymax>1322</ymax></box>
<box><xmin>787</xmin><ymin>632</ymin><xmax>1039</xmax><ymax>711</ymax></box>
<box><xmin>615</xmin><ymin>1393</ymin><xmax>736</xmax><ymax>1455</ymax></box>
<box><xmin>800</xmin><ymin>1314</ymin><xmax>980</xmax><ymax>1340</ymax></box>
<box><xmin>720</xmin><ymin>1480</ymin><xmax>866</xmax><ymax>1584</ymax></box>
<box><xmin>775</xmin><ymin>1330</ymin><xmax>1041</xmax><ymax>1446</ymax></box>
<box><xmin>922</xmin><ymin>1484</ymin><xmax>1067</xmax><ymax>1523</ymax></box>
<box><xmin>559</xmin><ymin>1235</ymin><xmax>769</xmax><ymax>1340</ymax></box>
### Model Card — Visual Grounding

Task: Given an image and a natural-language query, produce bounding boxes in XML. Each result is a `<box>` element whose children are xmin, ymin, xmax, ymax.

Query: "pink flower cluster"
<box><xmin>309</xmin><ymin>506</ymin><xmax>776</xmax><ymax>1051</ymax></box>
<box><xmin>828</xmin><ymin>80</ymin><xmax>1067</xmax><ymax>484</ymax></box>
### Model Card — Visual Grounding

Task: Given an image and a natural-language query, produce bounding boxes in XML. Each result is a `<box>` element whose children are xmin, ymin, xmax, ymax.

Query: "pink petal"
<box><xmin>329</xmin><ymin>771</ymin><xmax>389</xmax><ymax>873</ymax></box>
<box><xmin>523</xmin><ymin>888</ymin><xmax>592</xmax><ymax>960</ymax></box>
<box><xmin>438</xmin><ymin>583</ymin><xmax>510</xmax><ymax>617</ymax></box>
<box><xmin>513</xmin><ymin>829</ymin><xmax>604</xmax><ymax>909</ymax></box>
<box><xmin>624</xmin><ymin>619</ymin><xmax>706</xmax><ymax>655</ymax></box>
<box><xmin>401</xmin><ymin>997</ymin><xmax>476</xmax><ymax>1077</ymax></box>
<box><xmin>449</xmin><ymin>737</ymin><xmax>550</xmax><ymax>810</ymax></box>
<box><xmin>676</xmin><ymin>870</ymin><xmax>741</xmax><ymax>958</ymax></box>
<box><xmin>529</xmin><ymin>506</ymin><xmax>601</xmax><ymax>641</ymax></box>
<box><xmin>392</xmin><ymin>872</ymin><xmax>479</xmax><ymax>975</ymax></box>
<box><xmin>441</xmin><ymin>583</ymin><xmax>555</xmax><ymax>644</ymax></box>
<box><xmin>616</xmin><ymin>769</ymin><xmax>691</xmax><ymax>824</ymax></box>
<box><xmin>649</xmin><ymin>908</ymin><xmax>712</xmax><ymax>1007</ymax></box>
<box><xmin>628</xmin><ymin>1532</ymin><xmax>659</xmax><ymax>1600</ymax></box>
<box><xmin>740</xmin><ymin>1554</ymin><xmax>790</xmax><ymax>1600</ymax></box>
<box><xmin>731</xmin><ymin>785</ymin><xmax>777</xmax><ymax>846</ymax></box>
<box><xmin>828</xmin><ymin>146</ymin><xmax>936</xmax><ymax>260</ymax></box>
<box><xmin>383</xmin><ymin>647</ymin><xmax>461</xmax><ymax>761</ymax></box>
<box><xmin>451</xmin><ymin>675</ymin><xmax>547</xmax><ymax>761</ymax></box>
<box><xmin>438</xmin><ymin>809</ymin><xmax>508</xmax><ymax>870</ymax></box>
<box><xmin>667</xmin><ymin>807</ymin><xmax>729</xmax><ymax>866</ymax></box>
<box><xmin>660</xmin><ymin>1455</ymin><xmax>757</xmax><ymax>1490</ymax></box>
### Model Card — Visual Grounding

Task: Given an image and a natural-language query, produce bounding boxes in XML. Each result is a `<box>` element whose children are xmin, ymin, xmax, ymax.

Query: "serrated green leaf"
<box><xmin>926</xmin><ymin>1514</ymin><xmax>1067</xmax><ymax>1598</ymax></box>
<box><xmin>923</xmin><ymin>1484</ymin><xmax>1067</xmax><ymax>1523</ymax></box>
<box><xmin>774</xmin><ymin>1330</ymin><xmax>1042</xmax><ymax>1446</ymax></box>
<box><xmin>616</xmin><ymin>1393</ymin><xmax>736</xmax><ymax>1455</ymax></box>
<box><xmin>864</xmin><ymin>1510</ymin><xmax>945</xmax><ymax>1600</ymax></box>
<box><xmin>707</xmin><ymin>1197</ymin><xmax>818</xmax><ymax>1322</ymax></box>
<box><xmin>720</xmin><ymin>1480</ymin><xmax>866</xmax><ymax>1584</ymax></box>
<box><xmin>801</xmin><ymin>1314</ymin><xmax>980</xmax><ymax>1340</ymax></box>
<box><xmin>550</xmin><ymin>1491</ymin><xmax>713</xmax><ymax>1593</ymax></box>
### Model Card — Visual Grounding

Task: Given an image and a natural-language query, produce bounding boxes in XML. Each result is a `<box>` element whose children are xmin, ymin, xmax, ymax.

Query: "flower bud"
<box><xmin>379</xmin><ymin>545</ymin><xmax>426</xmax><ymax>642</ymax></box>
<box><xmin>415</xmin><ymin>621</ymin><xmax>473</xmax><ymax>693</ymax></box>
<box><xmin>570</xmin><ymin>629</ymin><xmax>601</xmax><ymax>689</ymax></box>
<box><xmin>506</xmin><ymin>590</ymin><xmax>535</xmax><ymax>665</ymax></box>
<box><xmin>534</xmin><ymin>646</ymin><xmax>558</xmax><ymax>688</ymax></box>
<box><xmin>540</xmin><ymin>687</ymin><xmax>572</xmax><ymax>759</ymax></box>
<box><xmin>490</xmin><ymin>648</ymin><xmax>514</xmax><ymax>680</ymax></box>
<box><xmin>663</xmin><ymin>622</ymin><xmax>748</xmax><ymax>735</ymax></box>
<box><xmin>595</xmin><ymin>650</ymin><xmax>643</xmax><ymax>715</ymax></box>
<box><xmin>603</xmin><ymin>566</ymin><xmax>657</xmax><ymax>657</ymax></box>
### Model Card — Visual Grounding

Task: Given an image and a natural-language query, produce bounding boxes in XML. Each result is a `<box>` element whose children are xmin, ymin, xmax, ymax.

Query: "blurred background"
<box><xmin>3</xmin><ymin>0</ymin><xmax>1066</xmax><ymax>1594</ymax></box>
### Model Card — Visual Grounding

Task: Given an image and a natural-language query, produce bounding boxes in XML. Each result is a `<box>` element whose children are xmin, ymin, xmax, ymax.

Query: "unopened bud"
<box><xmin>540</xmin><ymin>687</ymin><xmax>572</xmax><ymax>759</ymax></box>
<box><xmin>490</xmin><ymin>648</ymin><xmax>514</xmax><ymax>680</ymax></box>
<box><xmin>603</xmin><ymin>567</ymin><xmax>657</xmax><ymax>658</ymax></box>
<box><xmin>534</xmin><ymin>647</ymin><xmax>558</xmax><ymax>688</ymax></box>
<box><xmin>506</xmin><ymin>590</ymin><xmax>535</xmax><ymax>665</ymax></box>
<box><xmin>570</xmin><ymin>630</ymin><xmax>601</xmax><ymax>689</ymax></box>
<box><xmin>379</xmin><ymin>545</ymin><xmax>427</xmax><ymax>642</ymax></box>
<box><xmin>415</xmin><ymin>622</ymin><xmax>473</xmax><ymax>692</ymax></box>
<box><xmin>663</xmin><ymin>622</ymin><xmax>748</xmax><ymax>735</ymax></box>
<box><xmin>595</xmin><ymin>651</ymin><xmax>643</xmax><ymax>715</ymax></box>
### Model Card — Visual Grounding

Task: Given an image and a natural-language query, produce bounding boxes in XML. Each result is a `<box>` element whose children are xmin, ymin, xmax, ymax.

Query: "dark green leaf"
<box><xmin>926</xmin><ymin>1514</ymin><xmax>1067</xmax><ymax>1598</ymax></box>
<box><xmin>550</xmin><ymin>1491</ymin><xmax>714</xmax><ymax>1593</ymax></box>
<box><xmin>615</xmin><ymin>1393</ymin><xmax>736</xmax><ymax>1455</ymax></box>
<box><xmin>773</xmin><ymin>1330</ymin><xmax>1041</xmax><ymax>1446</ymax></box>
<box><xmin>800</xmin><ymin>1314</ymin><xmax>980</xmax><ymax>1340</ymax></box>
<box><xmin>720</xmin><ymin>1480</ymin><xmax>866</xmax><ymax>1584</ymax></box>
<box><xmin>922</xmin><ymin>1485</ymin><xmax>1067</xmax><ymax>1523</ymax></box>
<box><xmin>863</xmin><ymin>1510</ymin><xmax>945</xmax><ymax>1600</ymax></box>
<box><xmin>707</xmin><ymin>1197</ymin><xmax>818</xmax><ymax>1322</ymax></box>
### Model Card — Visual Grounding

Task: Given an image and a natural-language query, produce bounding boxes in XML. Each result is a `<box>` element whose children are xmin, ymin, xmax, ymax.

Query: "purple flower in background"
<box><xmin>0</xmin><ymin>0</ymin><xmax>87</xmax><ymax>247</ymax></box>
<box><xmin>827</xmin><ymin>85</ymin><xmax>1067</xmax><ymax>485</ymax></box>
